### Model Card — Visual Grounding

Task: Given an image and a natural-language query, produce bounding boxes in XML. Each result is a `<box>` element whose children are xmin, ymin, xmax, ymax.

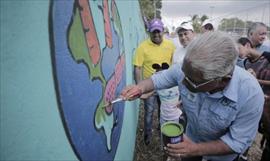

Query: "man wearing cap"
<box><xmin>201</xmin><ymin>20</ymin><xmax>214</xmax><ymax>33</ymax></box>
<box><xmin>133</xmin><ymin>18</ymin><xmax>175</xmax><ymax>145</ymax></box>
<box><xmin>173</xmin><ymin>22</ymin><xmax>196</xmax><ymax>64</ymax></box>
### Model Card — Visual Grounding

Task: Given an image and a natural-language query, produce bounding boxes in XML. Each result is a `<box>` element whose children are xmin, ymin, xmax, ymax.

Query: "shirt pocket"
<box><xmin>199</xmin><ymin>101</ymin><xmax>237</xmax><ymax>136</ymax></box>
<box><xmin>180</xmin><ymin>88</ymin><xmax>198</xmax><ymax>117</ymax></box>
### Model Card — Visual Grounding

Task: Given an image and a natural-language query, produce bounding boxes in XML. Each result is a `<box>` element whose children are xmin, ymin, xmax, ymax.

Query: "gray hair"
<box><xmin>184</xmin><ymin>31</ymin><xmax>238</xmax><ymax>80</ymax></box>
<box><xmin>247</xmin><ymin>22</ymin><xmax>267</xmax><ymax>36</ymax></box>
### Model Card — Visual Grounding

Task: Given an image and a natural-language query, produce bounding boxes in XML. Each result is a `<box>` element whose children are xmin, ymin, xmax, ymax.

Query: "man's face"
<box><xmin>181</xmin><ymin>60</ymin><xmax>221</xmax><ymax>93</ymax></box>
<box><xmin>178</xmin><ymin>30</ymin><xmax>195</xmax><ymax>48</ymax></box>
<box><xmin>150</xmin><ymin>30</ymin><xmax>163</xmax><ymax>45</ymax></box>
<box><xmin>250</xmin><ymin>26</ymin><xmax>267</xmax><ymax>46</ymax></box>
<box><xmin>238</xmin><ymin>43</ymin><xmax>252</xmax><ymax>59</ymax></box>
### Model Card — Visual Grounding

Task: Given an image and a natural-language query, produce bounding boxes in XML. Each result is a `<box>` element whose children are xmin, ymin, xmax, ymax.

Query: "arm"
<box><xmin>258</xmin><ymin>79</ymin><xmax>270</xmax><ymax>86</ymax></box>
<box><xmin>134</xmin><ymin>66</ymin><xmax>142</xmax><ymax>84</ymax></box>
<box><xmin>220</xmin><ymin>85</ymin><xmax>264</xmax><ymax>154</ymax></box>
<box><xmin>245</xmin><ymin>48</ymin><xmax>262</xmax><ymax>62</ymax></box>
<box><xmin>246</xmin><ymin>68</ymin><xmax>270</xmax><ymax>85</ymax></box>
<box><xmin>120</xmin><ymin>78</ymin><xmax>154</xmax><ymax>101</ymax></box>
<box><xmin>122</xmin><ymin>63</ymin><xmax>182</xmax><ymax>100</ymax></box>
<box><xmin>166</xmin><ymin>135</ymin><xmax>233</xmax><ymax>158</ymax></box>
<box><xmin>134</xmin><ymin>66</ymin><xmax>155</xmax><ymax>99</ymax></box>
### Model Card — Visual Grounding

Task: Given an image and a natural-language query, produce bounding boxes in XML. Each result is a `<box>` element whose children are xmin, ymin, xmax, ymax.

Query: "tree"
<box><xmin>187</xmin><ymin>14</ymin><xmax>209</xmax><ymax>33</ymax></box>
<box><xmin>139</xmin><ymin>0</ymin><xmax>162</xmax><ymax>21</ymax></box>
<box><xmin>218</xmin><ymin>17</ymin><xmax>245</xmax><ymax>31</ymax></box>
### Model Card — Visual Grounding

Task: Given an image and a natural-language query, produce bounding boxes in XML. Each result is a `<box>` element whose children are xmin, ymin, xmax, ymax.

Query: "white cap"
<box><xmin>176</xmin><ymin>22</ymin><xmax>194</xmax><ymax>33</ymax></box>
<box><xmin>202</xmin><ymin>20</ymin><xmax>213</xmax><ymax>26</ymax></box>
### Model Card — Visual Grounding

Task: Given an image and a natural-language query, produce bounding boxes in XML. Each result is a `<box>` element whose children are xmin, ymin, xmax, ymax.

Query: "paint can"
<box><xmin>161</xmin><ymin>121</ymin><xmax>183</xmax><ymax>146</ymax></box>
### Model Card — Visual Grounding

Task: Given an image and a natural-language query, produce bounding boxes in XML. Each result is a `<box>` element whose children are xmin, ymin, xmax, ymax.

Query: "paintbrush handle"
<box><xmin>111</xmin><ymin>97</ymin><xmax>124</xmax><ymax>104</ymax></box>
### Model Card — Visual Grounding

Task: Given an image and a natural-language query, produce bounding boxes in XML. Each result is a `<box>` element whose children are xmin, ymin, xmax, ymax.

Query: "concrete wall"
<box><xmin>0</xmin><ymin>0</ymin><xmax>146</xmax><ymax>161</ymax></box>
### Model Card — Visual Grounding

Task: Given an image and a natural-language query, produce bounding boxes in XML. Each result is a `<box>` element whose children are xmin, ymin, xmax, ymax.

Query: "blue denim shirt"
<box><xmin>256</xmin><ymin>39</ymin><xmax>270</xmax><ymax>54</ymax></box>
<box><xmin>151</xmin><ymin>64</ymin><xmax>264</xmax><ymax>161</ymax></box>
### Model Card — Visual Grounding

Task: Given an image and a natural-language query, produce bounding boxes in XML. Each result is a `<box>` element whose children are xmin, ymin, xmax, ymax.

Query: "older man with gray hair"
<box><xmin>121</xmin><ymin>31</ymin><xmax>264</xmax><ymax>161</ymax></box>
<box><xmin>248</xmin><ymin>22</ymin><xmax>270</xmax><ymax>54</ymax></box>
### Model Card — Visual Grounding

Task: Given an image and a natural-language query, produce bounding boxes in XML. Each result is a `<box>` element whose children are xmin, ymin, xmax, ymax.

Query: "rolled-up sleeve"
<box><xmin>221</xmin><ymin>87</ymin><xmax>264</xmax><ymax>153</ymax></box>
<box><xmin>151</xmin><ymin>64</ymin><xmax>183</xmax><ymax>90</ymax></box>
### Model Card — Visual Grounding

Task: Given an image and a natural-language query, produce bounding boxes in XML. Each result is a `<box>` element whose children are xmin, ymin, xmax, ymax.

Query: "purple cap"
<box><xmin>148</xmin><ymin>18</ymin><xmax>164</xmax><ymax>32</ymax></box>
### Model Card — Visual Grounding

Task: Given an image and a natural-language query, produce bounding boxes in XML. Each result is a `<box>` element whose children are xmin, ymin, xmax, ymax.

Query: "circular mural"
<box><xmin>51</xmin><ymin>0</ymin><xmax>126</xmax><ymax>160</ymax></box>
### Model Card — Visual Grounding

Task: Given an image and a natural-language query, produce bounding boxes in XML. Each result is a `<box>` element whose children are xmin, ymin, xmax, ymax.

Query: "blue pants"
<box><xmin>143</xmin><ymin>93</ymin><xmax>160</xmax><ymax>137</ymax></box>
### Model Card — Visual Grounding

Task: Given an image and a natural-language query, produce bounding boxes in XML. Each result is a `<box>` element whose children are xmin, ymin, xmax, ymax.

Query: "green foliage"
<box><xmin>200</xmin><ymin>15</ymin><xmax>209</xmax><ymax>23</ymax></box>
<box><xmin>139</xmin><ymin>0</ymin><xmax>162</xmax><ymax>20</ymax></box>
<box><xmin>218</xmin><ymin>18</ymin><xmax>245</xmax><ymax>31</ymax></box>
<box><xmin>187</xmin><ymin>14</ymin><xmax>209</xmax><ymax>33</ymax></box>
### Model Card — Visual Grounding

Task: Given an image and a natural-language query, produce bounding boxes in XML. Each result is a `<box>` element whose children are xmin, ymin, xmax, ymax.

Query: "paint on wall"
<box><xmin>51</xmin><ymin>0</ymin><xmax>134</xmax><ymax>160</ymax></box>
<box><xmin>1</xmin><ymin>0</ymin><xmax>145</xmax><ymax>160</ymax></box>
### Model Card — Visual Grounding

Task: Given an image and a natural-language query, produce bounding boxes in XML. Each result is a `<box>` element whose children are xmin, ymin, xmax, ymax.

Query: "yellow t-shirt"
<box><xmin>133</xmin><ymin>38</ymin><xmax>176</xmax><ymax>79</ymax></box>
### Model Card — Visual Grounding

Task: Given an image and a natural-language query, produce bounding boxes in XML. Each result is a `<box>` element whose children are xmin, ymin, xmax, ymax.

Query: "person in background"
<box><xmin>133</xmin><ymin>18</ymin><xmax>175</xmax><ymax>145</ymax></box>
<box><xmin>247</xmin><ymin>22</ymin><xmax>270</xmax><ymax>55</ymax></box>
<box><xmin>247</xmin><ymin>54</ymin><xmax>270</xmax><ymax>161</ymax></box>
<box><xmin>152</xmin><ymin>62</ymin><xmax>184</xmax><ymax>161</ymax></box>
<box><xmin>170</xmin><ymin>22</ymin><xmax>196</xmax><ymax>136</ymax></box>
<box><xmin>122</xmin><ymin>31</ymin><xmax>264</xmax><ymax>161</ymax></box>
<box><xmin>237</xmin><ymin>35</ymin><xmax>269</xmax><ymax>68</ymax></box>
<box><xmin>236</xmin><ymin>37</ymin><xmax>253</xmax><ymax>68</ymax></box>
<box><xmin>152</xmin><ymin>63</ymin><xmax>182</xmax><ymax>128</ymax></box>
<box><xmin>238</xmin><ymin>38</ymin><xmax>270</xmax><ymax>161</ymax></box>
<box><xmin>201</xmin><ymin>20</ymin><xmax>214</xmax><ymax>33</ymax></box>
<box><xmin>173</xmin><ymin>22</ymin><xmax>196</xmax><ymax>64</ymax></box>
<box><xmin>236</xmin><ymin>37</ymin><xmax>262</xmax><ymax>161</ymax></box>
<box><xmin>163</xmin><ymin>27</ymin><xmax>171</xmax><ymax>39</ymax></box>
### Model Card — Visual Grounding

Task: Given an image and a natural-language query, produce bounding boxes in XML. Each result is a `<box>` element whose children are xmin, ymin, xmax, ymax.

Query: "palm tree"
<box><xmin>188</xmin><ymin>14</ymin><xmax>209</xmax><ymax>33</ymax></box>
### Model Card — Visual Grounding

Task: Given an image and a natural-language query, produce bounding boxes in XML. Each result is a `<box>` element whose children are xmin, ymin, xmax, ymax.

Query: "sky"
<box><xmin>161</xmin><ymin>0</ymin><xmax>270</xmax><ymax>32</ymax></box>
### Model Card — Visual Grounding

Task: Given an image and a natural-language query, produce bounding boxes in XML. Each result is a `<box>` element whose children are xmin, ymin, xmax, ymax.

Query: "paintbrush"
<box><xmin>102</xmin><ymin>97</ymin><xmax>125</xmax><ymax>108</ymax></box>
<box><xmin>102</xmin><ymin>89</ymin><xmax>142</xmax><ymax>108</ymax></box>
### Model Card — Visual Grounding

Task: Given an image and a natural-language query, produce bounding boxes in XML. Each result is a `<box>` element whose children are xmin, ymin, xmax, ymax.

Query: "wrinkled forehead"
<box><xmin>182</xmin><ymin>59</ymin><xmax>204</xmax><ymax>80</ymax></box>
<box><xmin>182</xmin><ymin>58</ymin><xmax>194</xmax><ymax>74</ymax></box>
<box><xmin>254</xmin><ymin>25</ymin><xmax>267</xmax><ymax>33</ymax></box>
<box><xmin>150</xmin><ymin>30</ymin><xmax>162</xmax><ymax>34</ymax></box>
<box><xmin>178</xmin><ymin>29</ymin><xmax>193</xmax><ymax>34</ymax></box>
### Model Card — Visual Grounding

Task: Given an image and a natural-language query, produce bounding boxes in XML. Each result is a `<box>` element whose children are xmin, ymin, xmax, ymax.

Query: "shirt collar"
<box><xmin>147</xmin><ymin>39</ymin><xmax>162</xmax><ymax>46</ymax></box>
<box><xmin>221</xmin><ymin>67</ymin><xmax>239</xmax><ymax>102</ymax></box>
<box><xmin>255</xmin><ymin>43</ymin><xmax>262</xmax><ymax>48</ymax></box>
<box><xmin>207</xmin><ymin>67</ymin><xmax>239</xmax><ymax>102</ymax></box>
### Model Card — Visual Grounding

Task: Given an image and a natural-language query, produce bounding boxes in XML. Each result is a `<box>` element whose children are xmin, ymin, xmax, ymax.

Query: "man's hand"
<box><xmin>120</xmin><ymin>85</ymin><xmax>142</xmax><ymax>101</ymax></box>
<box><xmin>247</xmin><ymin>68</ymin><xmax>256</xmax><ymax>77</ymax></box>
<box><xmin>164</xmin><ymin>135</ymin><xmax>233</xmax><ymax>158</ymax></box>
<box><xmin>164</xmin><ymin>135</ymin><xmax>198</xmax><ymax>158</ymax></box>
<box><xmin>121</xmin><ymin>78</ymin><xmax>155</xmax><ymax>101</ymax></box>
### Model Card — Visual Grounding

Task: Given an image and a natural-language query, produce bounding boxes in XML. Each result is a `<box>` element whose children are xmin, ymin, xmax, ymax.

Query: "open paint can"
<box><xmin>161</xmin><ymin>121</ymin><xmax>184</xmax><ymax>146</ymax></box>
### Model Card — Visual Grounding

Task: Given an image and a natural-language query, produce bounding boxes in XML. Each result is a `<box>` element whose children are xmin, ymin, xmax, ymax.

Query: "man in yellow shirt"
<box><xmin>133</xmin><ymin>18</ymin><xmax>175</xmax><ymax>145</ymax></box>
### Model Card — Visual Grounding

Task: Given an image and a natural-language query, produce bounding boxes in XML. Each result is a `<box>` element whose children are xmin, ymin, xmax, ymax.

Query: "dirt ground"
<box><xmin>133</xmin><ymin>103</ymin><xmax>263</xmax><ymax>161</ymax></box>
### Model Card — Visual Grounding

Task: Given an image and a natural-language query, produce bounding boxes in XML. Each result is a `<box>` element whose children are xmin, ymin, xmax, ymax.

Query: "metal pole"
<box><xmin>154</xmin><ymin>0</ymin><xmax>156</xmax><ymax>18</ymax></box>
